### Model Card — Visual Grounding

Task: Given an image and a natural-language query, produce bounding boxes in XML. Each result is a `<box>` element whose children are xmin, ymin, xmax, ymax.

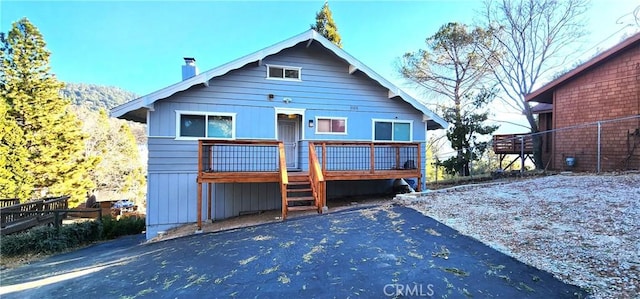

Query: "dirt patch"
<box><xmin>396</xmin><ymin>172</ymin><xmax>640</xmax><ymax>299</ymax></box>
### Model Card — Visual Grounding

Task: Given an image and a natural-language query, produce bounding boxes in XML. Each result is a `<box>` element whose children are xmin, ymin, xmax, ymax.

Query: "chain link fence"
<box><xmin>429</xmin><ymin>114</ymin><xmax>640</xmax><ymax>181</ymax></box>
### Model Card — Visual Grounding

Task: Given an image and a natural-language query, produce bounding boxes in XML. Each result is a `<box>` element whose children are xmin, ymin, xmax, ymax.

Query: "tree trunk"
<box><xmin>523</xmin><ymin>102</ymin><xmax>544</xmax><ymax>169</ymax></box>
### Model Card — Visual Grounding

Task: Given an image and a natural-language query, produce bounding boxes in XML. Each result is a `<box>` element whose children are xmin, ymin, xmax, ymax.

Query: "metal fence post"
<box><xmin>597</xmin><ymin>121</ymin><xmax>601</xmax><ymax>174</ymax></box>
<box><xmin>520</xmin><ymin>136</ymin><xmax>524</xmax><ymax>175</ymax></box>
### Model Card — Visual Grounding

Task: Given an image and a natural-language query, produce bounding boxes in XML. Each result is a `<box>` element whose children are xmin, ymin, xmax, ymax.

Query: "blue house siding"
<box><xmin>139</xmin><ymin>43</ymin><xmax>435</xmax><ymax>239</ymax></box>
<box><xmin>146</xmin><ymin>172</ymin><xmax>200</xmax><ymax>239</ymax></box>
<box><xmin>212</xmin><ymin>182</ymin><xmax>281</xmax><ymax>219</ymax></box>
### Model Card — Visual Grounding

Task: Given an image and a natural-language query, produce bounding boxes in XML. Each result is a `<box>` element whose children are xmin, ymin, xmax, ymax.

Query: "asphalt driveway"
<box><xmin>0</xmin><ymin>205</ymin><xmax>586</xmax><ymax>298</ymax></box>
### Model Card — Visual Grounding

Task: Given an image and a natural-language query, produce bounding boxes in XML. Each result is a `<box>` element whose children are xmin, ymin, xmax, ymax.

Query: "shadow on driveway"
<box><xmin>0</xmin><ymin>205</ymin><xmax>586</xmax><ymax>298</ymax></box>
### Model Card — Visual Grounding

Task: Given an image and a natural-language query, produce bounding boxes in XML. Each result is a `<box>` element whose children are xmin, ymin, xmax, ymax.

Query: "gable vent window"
<box><xmin>266</xmin><ymin>65</ymin><xmax>301</xmax><ymax>81</ymax></box>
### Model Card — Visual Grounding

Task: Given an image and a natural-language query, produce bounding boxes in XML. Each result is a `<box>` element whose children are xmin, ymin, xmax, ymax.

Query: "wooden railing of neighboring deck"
<box><xmin>1</xmin><ymin>196</ymin><xmax>69</xmax><ymax>235</ymax></box>
<box><xmin>278</xmin><ymin>142</ymin><xmax>289</xmax><ymax>220</ymax></box>
<box><xmin>0</xmin><ymin>198</ymin><xmax>20</xmax><ymax>209</ymax></box>
<box><xmin>492</xmin><ymin>134</ymin><xmax>534</xmax><ymax>155</ymax></box>
<box><xmin>308</xmin><ymin>143</ymin><xmax>326</xmax><ymax>210</ymax></box>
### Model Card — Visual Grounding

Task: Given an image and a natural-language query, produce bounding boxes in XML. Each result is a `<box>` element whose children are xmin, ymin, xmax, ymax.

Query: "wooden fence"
<box><xmin>0</xmin><ymin>196</ymin><xmax>74</xmax><ymax>235</ymax></box>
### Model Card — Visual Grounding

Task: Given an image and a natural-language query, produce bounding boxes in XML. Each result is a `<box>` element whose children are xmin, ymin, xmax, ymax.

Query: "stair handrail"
<box><xmin>277</xmin><ymin>142</ymin><xmax>289</xmax><ymax>219</ymax></box>
<box><xmin>308</xmin><ymin>142</ymin><xmax>325</xmax><ymax>211</ymax></box>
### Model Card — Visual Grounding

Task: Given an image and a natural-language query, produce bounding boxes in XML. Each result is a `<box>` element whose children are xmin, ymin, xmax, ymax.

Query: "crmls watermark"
<box><xmin>383</xmin><ymin>283</ymin><xmax>435</xmax><ymax>297</ymax></box>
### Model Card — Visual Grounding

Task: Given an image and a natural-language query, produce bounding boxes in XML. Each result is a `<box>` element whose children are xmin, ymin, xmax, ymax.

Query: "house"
<box><xmin>523</xmin><ymin>32</ymin><xmax>640</xmax><ymax>171</ymax></box>
<box><xmin>111</xmin><ymin>29</ymin><xmax>448</xmax><ymax>239</ymax></box>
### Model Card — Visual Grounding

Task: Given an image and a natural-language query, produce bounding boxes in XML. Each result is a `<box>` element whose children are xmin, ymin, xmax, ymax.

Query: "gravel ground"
<box><xmin>396</xmin><ymin>172</ymin><xmax>640</xmax><ymax>299</ymax></box>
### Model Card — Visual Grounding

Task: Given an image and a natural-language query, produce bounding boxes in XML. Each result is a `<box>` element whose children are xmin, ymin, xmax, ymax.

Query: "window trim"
<box><xmin>175</xmin><ymin>110</ymin><xmax>237</xmax><ymax>140</ymax></box>
<box><xmin>265</xmin><ymin>64</ymin><xmax>302</xmax><ymax>81</ymax></box>
<box><xmin>371</xmin><ymin>118</ymin><xmax>413</xmax><ymax>142</ymax></box>
<box><xmin>315</xmin><ymin>116</ymin><xmax>348</xmax><ymax>135</ymax></box>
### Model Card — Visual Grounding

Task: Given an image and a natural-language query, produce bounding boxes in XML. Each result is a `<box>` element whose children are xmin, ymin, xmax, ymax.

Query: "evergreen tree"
<box><xmin>311</xmin><ymin>1</ymin><xmax>343</xmax><ymax>48</ymax></box>
<box><xmin>1</xmin><ymin>18</ymin><xmax>97</xmax><ymax>206</ymax></box>
<box><xmin>0</xmin><ymin>37</ymin><xmax>33</xmax><ymax>200</ymax></box>
<box><xmin>439</xmin><ymin>89</ymin><xmax>499</xmax><ymax>176</ymax></box>
<box><xmin>399</xmin><ymin>23</ymin><xmax>499</xmax><ymax>176</ymax></box>
<box><xmin>0</xmin><ymin>99</ymin><xmax>33</xmax><ymax>199</ymax></box>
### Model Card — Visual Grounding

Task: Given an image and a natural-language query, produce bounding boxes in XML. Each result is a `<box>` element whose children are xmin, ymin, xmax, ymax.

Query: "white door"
<box><xmin>278</xmin><ymin>119</ymin><xmax>299</xmax><ymax>169</ymax></box>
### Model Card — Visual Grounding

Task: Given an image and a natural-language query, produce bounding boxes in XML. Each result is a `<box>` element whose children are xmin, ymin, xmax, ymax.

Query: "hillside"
<box><xmin>61</xmin><ymin>82</ymin><xmax>138</xmax><ymax>111</ymax></box>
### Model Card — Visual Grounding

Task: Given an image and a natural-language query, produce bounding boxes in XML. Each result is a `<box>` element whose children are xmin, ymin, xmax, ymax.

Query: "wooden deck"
<box><xmin>492</xmin><ymin>134</ymin><xmax>534</xmax><ymax>169</ymax></box>
<box><xmin>195</xmin><ymin>140</ymin><xmax>422</xmax><ymax>229</ymax></box>
<box><xmin>0</xmin><ymin>196</ymin><xmax>69</xmax><ymax>235</ymax></box>
<box><xmin>493</xmin><ymin>134</ymin><xmax>534</xmax><ymax>154</ymax></box>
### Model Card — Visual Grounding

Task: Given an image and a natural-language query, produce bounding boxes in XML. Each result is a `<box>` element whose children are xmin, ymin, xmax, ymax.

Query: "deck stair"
<box><xmin>284</xmin><ymin>172</ymin><xmax>319</xmax><ymax>216</ymax></box>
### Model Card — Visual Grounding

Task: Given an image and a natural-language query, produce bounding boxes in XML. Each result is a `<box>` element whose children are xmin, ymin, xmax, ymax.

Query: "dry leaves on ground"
<box><xmin>397</xmin><ymin>173</ymin><xmax>640</xmax><ymax>299</ymax></box>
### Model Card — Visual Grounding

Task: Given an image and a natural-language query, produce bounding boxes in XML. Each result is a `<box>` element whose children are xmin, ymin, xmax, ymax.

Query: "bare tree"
<box><xmin>481</xmin><ymin>0</ymin><xmax>589</xmax><ymax>168</ymax></box>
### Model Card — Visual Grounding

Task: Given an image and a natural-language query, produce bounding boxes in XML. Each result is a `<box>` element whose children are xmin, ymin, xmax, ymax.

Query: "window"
<box><xmin>316</xmin><ymin>117</ymin><xmax>347</xmax><ymax>134</ymax></box>
<box><xmin>176</xmin><ymin>111</ymin><xmax>236</xmax><ymax>139</ymax></box>
<box><xmin>373</xmin><ymin>119</ymin><xmax>412</xmax><ymax>141</ymax></box>
<box><xmin>266</xmin><ymin>65</ymin><xmax>301</xmax><ymax>80</ymax></box>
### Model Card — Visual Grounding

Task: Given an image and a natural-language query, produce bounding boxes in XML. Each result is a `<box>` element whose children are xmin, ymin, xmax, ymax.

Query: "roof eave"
<box><xmin>110</xmin><ymin>29</ymin><xmax>448</xmax><ymax>129</ymax></box>
<box><xmin>526</xmin><ymin>31</ymin><xmax>640</xmax><ymax>103</ymax></box>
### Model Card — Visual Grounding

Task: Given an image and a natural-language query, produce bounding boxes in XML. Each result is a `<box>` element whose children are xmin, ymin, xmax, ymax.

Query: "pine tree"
<box><xmin>1</xmin><ymin>18</ymin><xmax>97</xmax><ymax>206</ymax></box>
<box><xmin>399</xmin><ymin>23</ymin><xmax>499</xmax><ymax>176</ymax></box>
<box><xmin>311</xmin><ymin>1</ymin><xmax>343</xmax><ymax>48</ymax></box>
<box><xmin>0</xmin><ymin>99</ymin><xmax>33</xmax><ymax>200</ymax></box>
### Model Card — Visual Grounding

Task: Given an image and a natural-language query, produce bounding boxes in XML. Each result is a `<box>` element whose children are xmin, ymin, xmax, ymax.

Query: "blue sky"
<box><xmin>1</xmin><ymin>0</ymin><xmax>638</xmax><ymax>131</ymax></box>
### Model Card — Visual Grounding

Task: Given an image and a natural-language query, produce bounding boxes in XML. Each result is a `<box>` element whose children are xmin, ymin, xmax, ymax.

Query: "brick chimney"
<box><xmin>182</xmin><ymin>57</ymin><xmax>198</xmax><ymax>80</ymax></box>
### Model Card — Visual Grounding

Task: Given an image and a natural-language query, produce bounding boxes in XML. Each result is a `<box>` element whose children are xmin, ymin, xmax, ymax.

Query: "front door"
<box><xmin>277</xmin><ymin>118</ymin><xmax>299</xmax><ymax>169</ymax></box>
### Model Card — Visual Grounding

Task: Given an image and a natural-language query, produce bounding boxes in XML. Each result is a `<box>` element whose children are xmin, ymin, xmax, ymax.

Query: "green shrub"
<box><xmin>0</xmin><ymin>215</ymin><xmax>144</xmax><ymax>258</ymax></box>
<box><xmin>101</xmin><ymin>215</ymin><xmax>145</xmax><ymax>240</ymax></box>
<box><xmin>0</xmin><ymin>220</ymin><xmax>103</xmax><ymax>257</ymax></box>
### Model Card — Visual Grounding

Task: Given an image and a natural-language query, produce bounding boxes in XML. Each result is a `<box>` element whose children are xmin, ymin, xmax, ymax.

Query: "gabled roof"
<box><xmin>111</xmin><ymin>29</ymin><xmax>448</xmax><ymax>130</ymax></box>
<box><xmin>526</xmin><ymin>31</ymin><xmax>640</xmax><ymax>104</ymax></box>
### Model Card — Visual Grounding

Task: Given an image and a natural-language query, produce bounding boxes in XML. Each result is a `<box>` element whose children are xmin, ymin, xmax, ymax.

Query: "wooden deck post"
<box><xmin>370</xmin><ymin>143</ymin><xmax>375</xmax><ymax>173</ymax></box>
<box><xmin>417</xmin><ymin>143</ymin><xmax>422</xmax><ymax>192</ymax></box>
<box><xmin>207</xmin><ymin>183</ymin><xmax>212</xmax><ymax>222</ymax></box>
<box><xmin>321</xmin><ymin>143</ymin><xmax>327</xmax><ymax>172</ymax></box>
<box><xmin>197</xmin><ymin>180</ymin><xmax>202</xmax><ymax>231</ymax></box>
<box><xmin>320</xmin><ymin>181</ymin><xmax>327</xmax><ymax>211</ymax></box>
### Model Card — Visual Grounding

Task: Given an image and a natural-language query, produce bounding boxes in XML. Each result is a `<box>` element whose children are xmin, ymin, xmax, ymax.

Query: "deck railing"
<box><xmin>0</xmin><ymin>198</ymin><xmax>20</xmax><ymax>209</ymax></box>
<box><xmin>313</xmin><ymin>141</ymin><xmax>422</xmax><ymax>191</ymax></box>
<box><xmin>492</xmin><ymin>134</ymin><xmax>534</xmax><ymax>154</ymax></box>
<box><xmin>1</xmin><ymin>196</ymin><xmax>69</xmax><ymax>235</ymax></box>
<box><xmin>199</xmin><ymin>139</ymin><xmax>282</xmax><ymax>173</ymax></box>
<box><xmin>196</xmin><ymin>140</ymin><xmax>424</xmax><ymax>228</ymax></box>
<box><xmin>313</xmin><ymin>141</ymin><xmax>421</xmax><ymax>172</ymax></box>
<box><xmin>308</xmin><ymin>143</ymin><xmax>325</xmax><ymax>209</ymax></box>
<box><xmin>197</xmin><ymin>139</ymin><xmax>287</xmax><ymax>229</ymax></box>
<box><xmin>198</xmin><ymin>139</ymin><xmax>284</xmax><ymax>183</ymax></box>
